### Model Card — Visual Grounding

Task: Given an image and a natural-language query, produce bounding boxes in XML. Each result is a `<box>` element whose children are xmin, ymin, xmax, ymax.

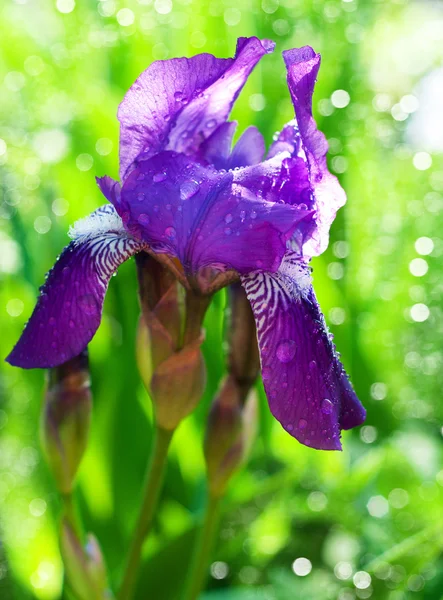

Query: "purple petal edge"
<box><xmin>282</xmin><ymin>47</ymin><xmax>346</xmax><ymax>258</ymax></box>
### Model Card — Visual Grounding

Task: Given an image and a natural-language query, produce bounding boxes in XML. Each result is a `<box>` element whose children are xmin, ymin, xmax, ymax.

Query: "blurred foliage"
<box><xmin>1</xmin><ymin>0</ymin><xmax>443</xmax><ymax>599</ymax></box>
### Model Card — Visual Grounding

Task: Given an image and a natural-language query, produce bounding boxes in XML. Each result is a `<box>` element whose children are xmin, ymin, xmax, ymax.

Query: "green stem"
<box><xmin>182</xmin><ymin>494</ymin><xmax>221</xmax><ymax>600</ymax></box>
<box><xmin>118</xmin><ymin>426</ymin><xmax>174</xmax><ymax>600</ymax></box>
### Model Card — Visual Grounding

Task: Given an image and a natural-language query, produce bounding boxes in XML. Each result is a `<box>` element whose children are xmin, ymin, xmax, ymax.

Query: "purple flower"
<box><xmin>6</xmin><ymin>37</ymin><xmax>366</xmax><ymax>450</ymax></box>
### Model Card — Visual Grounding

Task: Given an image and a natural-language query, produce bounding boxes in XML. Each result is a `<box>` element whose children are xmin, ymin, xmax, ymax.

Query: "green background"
<box><xmin>1</xmin><ymin>0</ymin><xmax>442</xmax><ymax>598</ymax></box>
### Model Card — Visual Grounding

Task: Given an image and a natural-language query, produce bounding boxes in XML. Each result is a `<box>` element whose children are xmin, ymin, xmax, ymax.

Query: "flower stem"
<box><xmin>118</xmin><ymin>426</ymin><xmax>174</xmax><ymax>600</ymax></box>
<box><xmin>182</xmin><ymin>493</ymin><xmax>221</xmax><ymax>600</ymax></box>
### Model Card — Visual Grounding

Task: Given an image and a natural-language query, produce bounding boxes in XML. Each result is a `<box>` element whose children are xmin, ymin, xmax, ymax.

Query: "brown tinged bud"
<box><xmin>61</xmin><ymin>519</ymin><xmax>113</xmax><ymax>600</ymax></box>
<box><xmin>204</xmin><ymin>378</ymin><xmax>258</xmax><ymax>497</ymax></box>
<box><xmin>227</xmin><ymin>282</ymin><xmax>260</xmax><ymax>390</ymax></box>
<box><xmin>41</xmin><ymin>351</ymin><xmax>91</xmax><ymax>495</ymax></box>
<box><xmin>204</xmin><ymin>284</ymin><xmax>261</xmax><ymax>497</ymax></box>
<box><xmin>135</xmin><ymin>252</ymin><xmax>210</xmax><ymax>430</ymax></box>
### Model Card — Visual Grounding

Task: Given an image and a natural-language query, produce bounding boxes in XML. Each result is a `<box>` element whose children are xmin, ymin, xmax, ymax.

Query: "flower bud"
<box><xmin>204</xmin><ymin>377</ymin><xmax>258</xmax><ymax>497</ymax></box>
<box><xmin>136</xmin><ymin>253</ymin><xmax>209</xmax><ymax>430</ymax></box>
<box><xmin>41</xmin><ymin>351</ymin><xmax>91</xmax><ymax>495</ymax></box>
<box><xmin>204</xmin><ymin>284</ymin><xmax>260</xmax><ymax>496</ymax></box>
<box><xmin>60</xmin><ymin>520</ymin><xmax>112</xmax><ymax>600</ymax></box>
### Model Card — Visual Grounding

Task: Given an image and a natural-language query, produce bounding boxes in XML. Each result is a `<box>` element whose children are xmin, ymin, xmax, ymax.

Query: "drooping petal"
<box><xmin>6</xmin><ymin>205</ymin><xmax>146</xmax><ymax>369</ymax></box>
<box><xmin>119</xmin><ymin>151</ymin><xmax>314</xmax><ymax>275</ymax></box>
<box><xmin>283</xmin><ymin>47</ymin><xmax>346</xmax><ymax>257</ymax></box>
<box><xmin>118</xmin><ymin>37</ymin><xmax>274</xmax><ymax>180</ymax></box>
<box><xmin>241</xmin><ymin>252</ymin><xmax>365</xmax><ymax>450</ymax></box>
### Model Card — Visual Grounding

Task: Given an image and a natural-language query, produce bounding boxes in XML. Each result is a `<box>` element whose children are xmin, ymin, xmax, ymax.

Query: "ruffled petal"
<box><xmin>119</xmin><ymin>151</ymin><xmax>314</xmax><ymax>275</ymax></box>
<box><xmin>6</xmin><ymin>205</ymin><xmax>146</xmax><ymax>369</ymax></box>
<box><xmin>283</xmin><ymin>47</ymin><xmax>346</xmax><ymax>257</ymax></box>
<box><xmin>118</xmin><ymin>37</ymin><xmax>274</xmax><ymax>180</ymax></box>
<box><xmin>232</xmin><ymin>152</ymin><xmax>316</xmax><ymax>253</ymax></box>
<box><xmin>241</xmin><ymin>252</ymin><xmax>365</xmax><ymax>450</ymax></box>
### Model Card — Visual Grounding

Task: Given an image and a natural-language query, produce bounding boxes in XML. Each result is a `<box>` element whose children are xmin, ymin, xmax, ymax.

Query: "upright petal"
<box><xmin>283</xmin><ymin>47</ymin><xmax>346</xmax><ymax>257</ymax></box>
<box><xmin>241</xmin><ymin>252</ymin><xmax>365</xmax><ymax>450</ymax></box>
<box><xmin>6</xmin><ymin>206</ymin><xmax>146</xmax><ymax>369</ymax></box>
<box><xmin>119</xmin><ymin>151</ymin><xmax>314</xmax><ymax>275</ymax></box>
<box><xmin>118</xmin><ymin>37</ymin><xmax>274</xmax><ymax>179</ymax></box>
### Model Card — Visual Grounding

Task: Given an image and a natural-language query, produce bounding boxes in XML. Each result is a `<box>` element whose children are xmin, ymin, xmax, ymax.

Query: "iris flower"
<box><xmin>7</xmin><ymin>37</ymin><xmax>365</xmax><ymax>450</ymax></box>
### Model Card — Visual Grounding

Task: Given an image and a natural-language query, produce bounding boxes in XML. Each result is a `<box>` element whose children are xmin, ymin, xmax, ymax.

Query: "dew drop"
<box><xmin>298</xmin><ymin>418</ymin><xmax>307</xmax><ymax>429</ymax></box>
<box><xmin>138</xmin><ymin>213</ymin><xmax>150</xmax><ymax>226</ymax></box>
<box><xmin>180</xmin><ymin>180</ymin><xmax>199</xmax><ymax>200</ymax></box>
<box><xmin>206</xmin><ymin>118</ymin><xmax>217</xmax><ymax>129</ymax></box>
<box><xmin>224</xmin><ymin>213</ymin><xmax>233</xmax><ymax>224</ymax></box>
<box><xmin>165</xmin><ymin>226</ymin><xmax>176</xmax><ymax>240</ymax></box>
<box><xmin>256</xmin><ymin>259</ymin><xmax>263</xmax><ymax>268</ymax></box>
<box><xmin>321</xmin><ymin>399</ymin><xmax>333</xmax><ymax>414</ymax></box>
<box><xmin>153</xmin><ymin>171</ymin><xmax>167</xmax><ymax>183</ymax></box>
<box><xmin>250</xmin><ymin>210</ymin><xmax>257</xmax><ymax>219</ymax></box>
<box><xmin>286</xmin><ymin>424</ymin><xmax>294</xmax><ymax>431</ymax></box>
<box><xmin>77</xmin><ymin>294</ymin><xmax>98</xmax><ymax>316</ymax></box>
<box><xmin>240</xmin><ymin>210</ymin><xmax>246</xmax><ymax>222</ymax></box>
<box><xmin>137</xmin><ymin>173</ymin><xmax>146</xmax><ymax>181</ymax></box>
<box><xmin>262</xmin><ymin>366</ymin><xmax>272</xmax><ymax>380</ymax></box>
<box><xmin>137</xmin><ymin>192</ymin><xmax>145</xmax><ymax>202</ymax></box>
<box><xmin>224</xmin><ymin>227</ymin><xmax>232</xmax><ymax>236</ymax></box>
<box><xmin>174</xmin><ymin>91</ymin><xmax>184</xmax><ymax>101</ymax></box>
<box><xmin>276</xmin><ymin>339</ymin><xmax>296</xmax><ymax>363</ymax></box>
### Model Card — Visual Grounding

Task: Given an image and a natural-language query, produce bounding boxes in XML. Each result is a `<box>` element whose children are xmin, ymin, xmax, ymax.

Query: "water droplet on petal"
<box><xmin>276</xmin><ymin>339</ymin><xmax>296</xmax><ymax>363</ymax></box>
<box><xmin>286</xmin><ymin>424</ymin><xmax>293</xmax><ymax>431</ymax></box>
<box><xmin>77</xmin><ymin>294</ymin><xmax>98</xmax><ymax>316</ymax></box>
<box><xmin>262</xmin><ymin>366</ymin><xmax>272</xmax><ymax>380</ymax></box>
<box><xmin>250</xmin><ymin>210</ymin><xmax>257</xmax><ymax>219</ymax></box>
<box><xmin>256</xmin><ymin>259</ymin><xmax>263</xmax><ymax>269</ymax></box>
<box><xmin>137</xmin><ymin>173</ymin><xmax>146</xmax><ymax>181</ymax></box>
<box><xmin>137</xmin><ymin>192</ymin><xmax>145</xmax><ymax>201</ymax></box>
<box><xmin>174</xmin><ymin>91</ymin><xmax>184</xmax><ymax>101</ymax></box>
<box><xmin>180</xmin><ymin>180</ymin><xmax>200</xmax><ymax>200</ymax></box>
<box><xmin>224</xmin><ymin>213</ymin><xmax>233</xmax><ymax>224</ymax></box>
<box><xmin>224</xmin><ymin>227</ymin><xmax>232</xmax><ymax>236</ymax></box>
<box><xmin>321</xmin><ymin>399</ymin><xmax>334</xmax><ymax>414</ymax></box>
<box><xmin>153</xmin><ymin>171</ymin><xmax>167</xmax><ymax>183</ymax></box>
<box><xmin>239</xmin><ymin>210</ymin><xmax>246</xmax><ymax>222</ymax></box>
<box><xmin>138</xmin><ymin>213</ymin><xmax>150</xmax><ymax>226</ymax></box>
<box><xmin>206</xmin><ymin>118</ymin><xmax>217</xmax><ymax>129</ymax></box>
<box><xmin>299</xmin><ymin>418</ymin><xmax>307</xmax><ymax>429</ymax></box>
<box><xmin>165</xmin><ymin>226</ymin><xmax>176</xmax><ymax>240</ymax></box>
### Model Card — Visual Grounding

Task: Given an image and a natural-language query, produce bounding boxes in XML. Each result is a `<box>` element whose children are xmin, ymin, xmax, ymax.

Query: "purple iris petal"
<box><xmin>199</xmin><ymin>123</ymin><xmax>265</xmax><ymax>171</ymax></box>
<box><xmin>96</xmin><ymin>176</ymin><xmax>122</xmax><ymax>211</ymax></box>
<box><xmin>242</xmin><ymin>252</ymin><xmax>365</xmax><ymax>450</ymax></box>
<box><xmin>283</xmin><ymin>47</ymin><xmax>346</xmax><ymax>257</ymax></box>
<box><xmin>118</xmin><ymin>36</ymin><xmax>274</xmax><ymax>180</ymax></box>
<box><xmin>199</xmin><ymin>122</ymin><xmax>237</xmax><ymax>170</ymax></box>
<box><xmin>6</xmin><ymin>206</ymin><xmax>145</xmax><ymax>369</ymax></box>
<box><xmin>119</xmin><ymin>151</ymin><xmax>314</xmax><ymax>275</ymax></box>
